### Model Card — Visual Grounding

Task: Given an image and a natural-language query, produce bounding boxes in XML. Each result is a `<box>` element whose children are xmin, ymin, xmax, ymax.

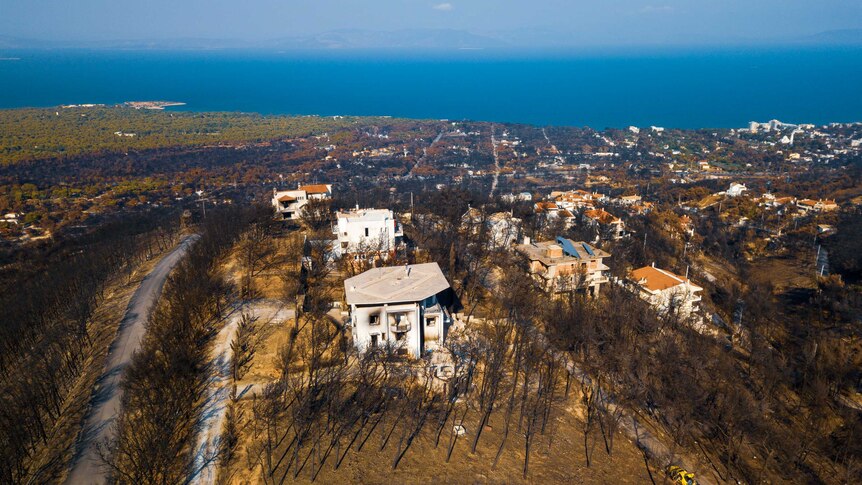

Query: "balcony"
<box><xmin>390</xmin><ymin>321</ymin><xmax>412</xmax><ymax>333</ymax></box>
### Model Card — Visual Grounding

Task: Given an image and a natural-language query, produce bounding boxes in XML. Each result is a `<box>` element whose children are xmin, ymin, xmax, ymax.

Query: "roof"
<box><xmin>584</xmin><ymin>209</ymin><xmax>620</xmax><ymax>225</ymax></box>
<box><xmin>299</xmin><ymin>184</ymin><xmax>331</xmax><ymax>194</ymax></box>
<box><xmin>344</xmin><ymin>263</ymin><xmax>451</xmax><ymax>305</ymax></box>
<box><xmin>517</xmin><ymin>238</ymin><xmax>609</xmax><ymax>265</ymax></box>
<box><xmin>535</xmin><ymin>201</ymin><xmax>558</xmax><ymax>213</ymax></box>
<box><xmin>337</xmin><ymin>208</ymin><xmax>394</xmax><ymax>223</ymax></box>
<box><xmin>277</xmin><ymin>194</ymin><xmax>297</xmax><ymax>202</ymax></box>
<box><xmin>629</xmin><ymin>266</ymin><xmax>702</xmax><ymax>292</ymax></box>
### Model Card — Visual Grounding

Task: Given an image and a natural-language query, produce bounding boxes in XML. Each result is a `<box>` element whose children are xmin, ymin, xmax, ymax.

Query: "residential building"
<box><xmin>797</xmin><ymin>199</ymin><xmax>839</xmax><ymax>214</ymax></box>
<box><xmin>516</xmin><ymin>237</ymin><xmax>610</xmax><ymax>295</ymax></box>
<box><xmin>618</xmin><ymin>195</ymin><xmax>642</xmax><ymax>206</ymax></box>
<box><xmin>335</xmin><ymin>207</ymin><xmax>403</xmax><ymax>259</ymax></box>
<box><xmin>628</xmin><ymin>264</ymin><xmax>703</xmax><ymax>320</ymax></box>
<box><xmin>344</xmin><ymin>263</ymin><xmax>453</xmax><ymax>358</ymax></box>
<box><xmin>551</xmin><ymin>189</ymin><xmax>596</xmax><ymax>210</ymax></box>
<box><xmin>272</xmin><ymin>184</ymin><xmax>333</xmax><ymax>220</ymax></box>
<box><xmin>462</xmin><ymin>208</ymin><xmax>522</xmax><ymax>249</ymax></box>
<box><xmin>534</xmin><ymin>201</ymin><xmax>576</xmax><ymax>228</ymax></box>
<box><xmin>725</xmin><ymin>183</ymin><xmax>748</xmax><ymax>197</ymax></box>
<box><xmin>583</xmin><ymin>208</ymin><xmax>625</xmax><ymax>239</ymax></box>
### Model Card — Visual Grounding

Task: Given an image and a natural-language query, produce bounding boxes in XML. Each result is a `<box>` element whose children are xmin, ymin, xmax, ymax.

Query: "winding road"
<box><xmin>65</xmin><ymin>235</ymin><xmax>199</xmax><ymax>485</ymax></box>
<box><xmin>490</xmin><ymin>127</ymin><xmax>500</xmax><ymax>198</ymax></box>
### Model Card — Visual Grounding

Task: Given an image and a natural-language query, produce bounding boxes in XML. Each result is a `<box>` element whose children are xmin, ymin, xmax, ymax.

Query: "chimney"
<box><xmin>651</xmin><ymin>261</ymin><xmax>655</xmax><ymax>268</ymax></box>
<box><xmin>356</xmin><ymin>203</ymin><xmax>360</xmax><ymax>211</ymax></box>
<box><xmin>523</xmin><ymin>236</ymin><xmax>531</xmax><ymax>245</ymax></box>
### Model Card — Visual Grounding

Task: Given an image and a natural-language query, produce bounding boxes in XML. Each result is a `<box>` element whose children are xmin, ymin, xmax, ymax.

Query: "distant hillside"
<box><xmin>802</xmin><ymin>29</ymin><xmax>862</xmax><ymax>45</ymax></box>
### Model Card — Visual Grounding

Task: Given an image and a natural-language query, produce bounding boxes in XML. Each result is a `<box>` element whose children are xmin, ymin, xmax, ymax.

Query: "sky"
<box><xmin>1</xmin><ymin>0</ymin><xmax>861</xmax><ymax>45</ymax></box>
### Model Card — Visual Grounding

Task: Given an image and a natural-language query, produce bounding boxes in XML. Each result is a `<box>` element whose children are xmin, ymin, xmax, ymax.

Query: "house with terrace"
<box><xmin>344</xmin><ymin>263</ymin><xmax>454</xmax><ymax>358</ymax></box>
<box><xmin>271</xmin><ymin>184</ymin><xmax>333</xmax><ymax>220</ymax></box>
<box><xmin>335</xmin><ymin>207</ymin><xmax>403</xmax><ymax>262</ymax></box>
<box><xmin>628</xmin><ymin>264</ymin><xmax>703</xmax><ymax>320</ymax></box>
<box><xmin>516</xmin><ymin>237</ymin><xmax>610</xmax><ymax>296</ymax></box>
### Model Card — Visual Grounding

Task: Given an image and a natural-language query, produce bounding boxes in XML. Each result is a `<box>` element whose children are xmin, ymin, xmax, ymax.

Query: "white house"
<box><xmin>272</xmin><ymin>184</ymin><xmax>333</xmax><ymax>220</ymax></box>
<box><xmin>335</xmin><ymin>207</ymin><xmax>403</xmax><ymax>259</ymax></box>
<box><xmin>344</xmin><ymin>263</ymin><xmax>453</xmax><ymax>358</ymax></box>
<box><xmin>462</xmin><ymin>208</ymin><xmax>522</xmax><ymax>249</ymax></box>
<box><xmin>725</xmin><ymin>183</ymin><xmax>748</xmax><ymax>197</ymax></box>
<box><xmin>628</xmin><ymin>264</ymin><xmax>703</xmax><ymax>320</ymax></box>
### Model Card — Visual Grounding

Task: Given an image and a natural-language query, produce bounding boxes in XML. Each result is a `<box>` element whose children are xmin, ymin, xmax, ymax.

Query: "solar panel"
<box><xmin>556</xmin><ymin>237</ymin><xmax>580</xmax><ymax>259</ymax></box>
<box><xmin>582</xmin><ymin>243</ymin><xmax>595</xmax><ymax>256</ymax></box>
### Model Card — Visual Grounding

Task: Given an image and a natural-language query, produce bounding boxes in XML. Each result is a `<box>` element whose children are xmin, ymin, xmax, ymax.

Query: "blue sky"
<box><xmin>2</xmin><ymin>0</ymin><xmax>861</xmax><ymax>44</ymax></box>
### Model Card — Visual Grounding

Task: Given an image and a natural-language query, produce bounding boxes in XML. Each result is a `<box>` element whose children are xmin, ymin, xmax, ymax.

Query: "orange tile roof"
<box><xmin>535</xmin><ymin>201</ymin><xmax>559</xmax><ymax>213</ymax></box>
<box><xmin>277</xmin><ymin>194</ymin><xmax>297</xmax><ymax>202</ymax></box>
<box><xmin>630</xmin><ymin>266</ymin><xmax>692</xmax><ymax>292</ymax></box>
<box><xmin>299</xmin><ymin>184</ymin><xmax>330</xmax><ymax>194</ymax></box>
<box><xmin>584</xmin><ymin>209</ymin><xmax>619</xmax><ymax>225</ymax></box>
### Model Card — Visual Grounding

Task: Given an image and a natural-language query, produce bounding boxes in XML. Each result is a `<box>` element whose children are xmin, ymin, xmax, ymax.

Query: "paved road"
<box><xmin>65</xmin><ymin>235</ymin><xmax>199</xmax><ymax>485</ymax></box>
<box><xmin>490</xmin><ymin>127</ymin><xmax>500</xmax><ymax>198</ymax></box>
<box><xmin>407</xmin><ymin>130</ymin><xmax>445</xmax><ymax>178</ymax></box>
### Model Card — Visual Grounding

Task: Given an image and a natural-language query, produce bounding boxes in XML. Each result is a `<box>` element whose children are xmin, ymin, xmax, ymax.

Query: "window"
<box><xmin>365</xmin><ymin>227</ymin><xmax>370</xmax><ymax>237</ymax></box>
<box><xmin>371</xmin><ymin>334</ymin><xmax>378</xmax><ymax>347</ymax></box>
<box><xmin>370</xmin><ymin>315</ymin><xmax>379</xmax><ymax>325</ymax></box>
<box><xmin>426</xmin><ymin>317</ymin><xmax>435</xmax><ymax>327</ymax></box>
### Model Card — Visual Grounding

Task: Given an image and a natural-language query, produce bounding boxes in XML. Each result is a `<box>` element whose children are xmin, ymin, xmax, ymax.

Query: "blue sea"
<box><xmin>1</xmin><ymin>47</ymin><xmax>861</xmax><ymax>129</ymax></box>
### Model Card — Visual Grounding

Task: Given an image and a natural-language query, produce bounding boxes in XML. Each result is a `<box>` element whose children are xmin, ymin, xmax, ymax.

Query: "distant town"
<box><xmin>1</xmin><ymin>107</ymin><xmax>860</xmax><ymax>485</ymax></box>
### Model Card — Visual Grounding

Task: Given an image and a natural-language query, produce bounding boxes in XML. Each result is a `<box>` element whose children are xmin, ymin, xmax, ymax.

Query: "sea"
<box><xmin>1</xmin><ymin>46</ymin><xmax>861</xmax><ymax>129</ymax></box>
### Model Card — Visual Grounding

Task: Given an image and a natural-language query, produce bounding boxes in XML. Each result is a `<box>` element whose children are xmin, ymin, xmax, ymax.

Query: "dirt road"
<box><xmin>189</xmin><ymin>301</ymin><xmax>293</xmax><ymax>485</ymax></box>
<box><xmin>65</xmin><ymin>235</ymin><xmax>199</xmax><ymax>485</ymax></box>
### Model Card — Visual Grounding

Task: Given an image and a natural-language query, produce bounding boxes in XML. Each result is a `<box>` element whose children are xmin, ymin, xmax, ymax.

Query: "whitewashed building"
<box><xmin>335</xmin><ymin>207</ymin><xmax>403</xmax><ymax>258</ymax></box>
<box><xmin>345</xmin><ymin>263</ymin><xmax>453</xmax><ymax>358</ymax></box>
<box><xmin>272</xmin><ymin>184</ymin><xmax>332</xmax><ymax>220</ymax></box>
<box><xmin>628</xmin><ymin>264</ymin><xmax>703</xmax><ymax>320</ymax></box>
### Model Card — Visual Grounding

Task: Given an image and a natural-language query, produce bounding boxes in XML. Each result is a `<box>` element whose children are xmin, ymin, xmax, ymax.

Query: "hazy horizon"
<box><xmin>2</xmin><ymin>1</ymin><xmax>861</xmax><ymax>48</ymax></box>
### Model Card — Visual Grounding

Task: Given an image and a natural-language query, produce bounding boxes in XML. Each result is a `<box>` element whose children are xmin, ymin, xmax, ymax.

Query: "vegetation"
<box><xmin>0</xmin><ymin>107</ymin><xmax>402</xmax><ymax>165</ymax></box>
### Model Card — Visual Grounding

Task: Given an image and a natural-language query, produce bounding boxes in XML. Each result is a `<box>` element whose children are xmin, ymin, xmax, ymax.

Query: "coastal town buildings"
<box><xmin>628</xmin><ymin>264</ymin><xmax>703</xmax><ymax>320</ymax></box>
<box><xmin>344</xmin><ymin>263</ymin><xmax>453</xmax><ymax>358</ymax></box>
<box><xmin>516</xmin><ymin>237</ymin><xmax>610</xmax><ymax>295</ymax></box>
<box><xmin>272</xmin><ymin>184</ymin><xmax>333</xmax><ymax>220</ymax></box>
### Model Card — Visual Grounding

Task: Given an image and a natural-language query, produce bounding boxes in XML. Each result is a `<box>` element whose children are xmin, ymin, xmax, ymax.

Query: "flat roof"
<box><xmin>337</xmin><ymin>208</ymin><xmax>394</xmax><ymax>223</ymax></box>
<box><xmin>345</xmin><ymin>262</ymin><xmax>450</xmax><ymax>305</ymax></box>
<box><xmin>516</xmin><ymin>238</ymin><xmax>609</xmax><ymax>265</ymax></box>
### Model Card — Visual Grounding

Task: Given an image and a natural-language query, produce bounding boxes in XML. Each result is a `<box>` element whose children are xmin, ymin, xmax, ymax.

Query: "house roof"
<box><xmin>299</xmin><ymin>184</ymin><xmax>331</xmax><ymax>194</ymax></box>
<box><xmin>344</xmin><ymin>263</ymin><xmax>451</xmax><ymax>305</ymax></box>
<box><xmin>629</xmin><ymin>266</ymin><xmax>701</xmax><ymax>292</ymax></box>
<box><xmin>517</xmin><ymin>238</ymin><xmax>609</xmax><ymax>265</ymax></box>
<box><xmin>277</xmin><ymin>194</ymin><xmax>297</xmax><ymax>202</ymax></box>
<box><xmin>535</xmin><ymin>201</ymin><xmax>559</xmax><ymax>213</ymax></box>
<box><xmin>337</xmin><ymin>208</ymin><xmax>394</xmax><ymax>223</ymax></box>
<box><xmin>584</xmin><ymin>209</ymin><xmax>620</xmax><ymax>225</ymax></box>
